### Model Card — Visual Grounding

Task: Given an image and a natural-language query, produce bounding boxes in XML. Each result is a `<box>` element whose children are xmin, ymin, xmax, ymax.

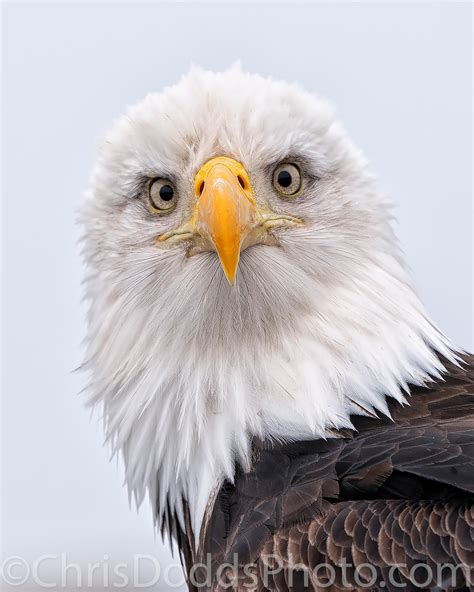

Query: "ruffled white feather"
<box><xmin>80</xmin><ymin>66</ymin><xmax>456</xmax><ymax>540</ymax></box>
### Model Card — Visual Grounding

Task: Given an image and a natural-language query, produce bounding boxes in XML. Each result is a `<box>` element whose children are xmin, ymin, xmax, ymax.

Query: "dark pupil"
<box><xmin>277</xmin><ymin>170</ymin><xmax>292</xmax><ymax>188</ymax></box>
<box><xmin>159</xmin><ymin>185</ymin><xmax>174</xmax><ymax>201</ymax></box>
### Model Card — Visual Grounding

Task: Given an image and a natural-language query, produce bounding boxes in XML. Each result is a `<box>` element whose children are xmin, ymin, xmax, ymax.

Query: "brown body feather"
<box><xmin>178</xmin><ymin>356</ymin><xmax>474</xmax><ymax>591</ymax></box>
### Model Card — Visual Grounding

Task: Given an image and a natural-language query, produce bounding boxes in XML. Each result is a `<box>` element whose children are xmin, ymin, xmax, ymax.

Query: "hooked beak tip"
<box><xmin>223</xmin><ymin>268</ymin><xmax>237</xmax><ymax>286</ymax></box>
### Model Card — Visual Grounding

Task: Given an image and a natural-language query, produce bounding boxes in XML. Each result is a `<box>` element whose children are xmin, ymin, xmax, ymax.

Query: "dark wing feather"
<box><xmin>188</xmin><ymin>356</ymin><xmax>474</xmax><ymax>590</ymax></box>
<box><xmin>263</xmin><ymin>500</ymin><xmax>473</xmax><ymax>591</ymax></box>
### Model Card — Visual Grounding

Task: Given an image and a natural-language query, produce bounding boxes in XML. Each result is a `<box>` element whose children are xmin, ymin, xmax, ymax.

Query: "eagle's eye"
<box><xmin>272</xmin><ymin>163</ymin><xmax>302</xmax><ymax>197</ymax></box>
<box><xmin>148</xmin><ymin>178</ymin><xmax>177</xmax><ymax>212</ymax></box>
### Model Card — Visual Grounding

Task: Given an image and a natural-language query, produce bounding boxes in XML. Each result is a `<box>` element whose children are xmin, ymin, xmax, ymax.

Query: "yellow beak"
<box><xmin>193</xmin><ymin>157</ymin><xmax>257</xmax><ymax>285</ymax></box>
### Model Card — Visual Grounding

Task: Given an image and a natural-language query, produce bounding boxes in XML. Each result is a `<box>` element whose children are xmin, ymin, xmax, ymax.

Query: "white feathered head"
<box><xmin>81</xmin><ymin>66</ymin><xmax>453</xmax><ymax>532</ymax></box>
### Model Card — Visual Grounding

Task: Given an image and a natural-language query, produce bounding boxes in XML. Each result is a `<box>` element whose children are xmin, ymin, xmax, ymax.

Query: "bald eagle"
<box><xmin>81</xmin><ymin>67</ymin><xmax>473</xmax><ymax>591</ymax></box>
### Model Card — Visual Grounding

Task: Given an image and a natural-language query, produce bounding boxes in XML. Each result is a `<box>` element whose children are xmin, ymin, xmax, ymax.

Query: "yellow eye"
<box><xmin>272</xmin><ymin>163</ymin><xmax>302</xmax><ymax>197</ymax></box>
<box><xmin>148</xmin><ymin>178</ymin><xmax>177</xmax><ymax>212</ymax></box>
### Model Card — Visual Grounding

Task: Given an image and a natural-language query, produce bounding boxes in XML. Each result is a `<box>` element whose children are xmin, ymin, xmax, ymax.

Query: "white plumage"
<box><xmin>80</xmin><ymin>66</ymin><xmax>455</xmax><ymax>541</ymax></box>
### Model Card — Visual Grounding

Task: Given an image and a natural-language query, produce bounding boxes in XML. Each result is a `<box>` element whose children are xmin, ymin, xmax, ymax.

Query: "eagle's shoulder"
<box><xmin>195</xmin><ymin>354</ymin><xmax>474</xmax><ymax>579</ymax></box>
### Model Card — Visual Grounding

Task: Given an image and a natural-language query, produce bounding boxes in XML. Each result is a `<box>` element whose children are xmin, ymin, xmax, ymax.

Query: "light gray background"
<box><xmin>2</xmin><ymin>2</ymin><xmax>472</xmax><ymax>590</ymax></box>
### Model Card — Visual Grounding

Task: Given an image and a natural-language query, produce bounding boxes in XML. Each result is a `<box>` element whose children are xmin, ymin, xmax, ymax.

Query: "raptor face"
<box><xmin>83</xmin><ymin>68</ymin><xmax>389</xmax><ymax>353</ymax></box>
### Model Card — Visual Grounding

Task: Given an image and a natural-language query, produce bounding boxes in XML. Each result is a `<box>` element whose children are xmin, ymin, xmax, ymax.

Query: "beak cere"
<box><xmin>193</xmin><ymin>157</ymin><xmax>258</xmax><ymax>285</ymax></box>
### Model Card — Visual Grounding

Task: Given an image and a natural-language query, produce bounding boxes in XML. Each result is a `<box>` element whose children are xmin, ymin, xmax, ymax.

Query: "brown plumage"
<box><xmin>178</xmin><ymin>357</ymin><xmax>474</xmax><ymax>591</ymax></box>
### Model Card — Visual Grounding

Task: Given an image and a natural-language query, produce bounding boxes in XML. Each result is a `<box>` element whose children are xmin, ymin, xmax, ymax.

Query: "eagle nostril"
<box><xmin>198</xmin><ymin>181</ymin><xmax>205</xmax><ymax>196</ymax></box>
<box><xmin>237</xmin><ymin>175</ymin><xmax>245</xmax><ymax>189</ymax></box>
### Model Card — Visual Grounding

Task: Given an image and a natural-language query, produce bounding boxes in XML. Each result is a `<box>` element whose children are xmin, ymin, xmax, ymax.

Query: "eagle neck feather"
<box><xmin>90</xmin><ymin>251</ymin><xmax>456</xmax><ymax>542</ymax></box>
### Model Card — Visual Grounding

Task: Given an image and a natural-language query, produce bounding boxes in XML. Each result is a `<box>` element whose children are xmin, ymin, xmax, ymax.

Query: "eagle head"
<box><xmin>81</xmin><ymin>66</ymin><xmax>453</xmax><ymax>532</ymax></box>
